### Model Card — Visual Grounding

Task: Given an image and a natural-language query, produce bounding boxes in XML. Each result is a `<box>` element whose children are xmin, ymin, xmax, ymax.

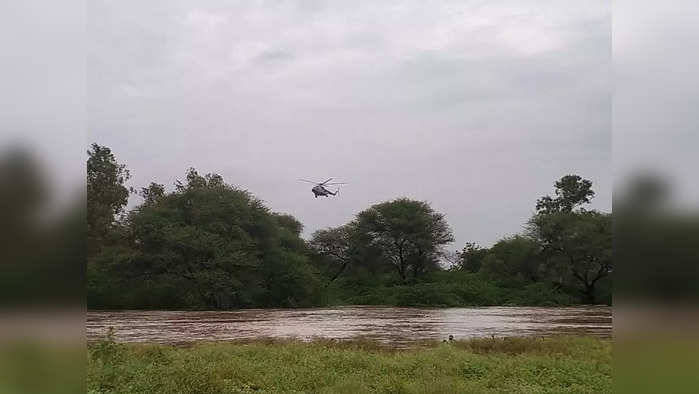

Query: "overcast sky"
<box><xmin>88</xmin><ymin>0</ymin><xmax>611</xmax><ymax>247</ymax></box>
<box><xmin>613</xmin><ymin>0</ymin><xmax>699</xmax><ymax>208</ymax></box>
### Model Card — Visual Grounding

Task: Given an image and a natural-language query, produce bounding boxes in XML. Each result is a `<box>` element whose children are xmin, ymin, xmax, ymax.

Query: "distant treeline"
<box><xmin>87</xmin><ymin>144</ymin><xmax>611</xmax><ymax>309</ymax></box>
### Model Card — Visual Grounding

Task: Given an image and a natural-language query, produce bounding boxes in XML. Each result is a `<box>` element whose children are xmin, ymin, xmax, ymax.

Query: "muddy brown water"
<box><xmin>87</xmin><ymin>306</ymin><xmax>610</xmax><ymax>346</ymax></box>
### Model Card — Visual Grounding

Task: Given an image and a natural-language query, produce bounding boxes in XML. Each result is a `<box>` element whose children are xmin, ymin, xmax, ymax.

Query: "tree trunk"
<box><xmin>583</xmin><ymin>266</ymin><xmax>609</xmax><ymax>304</ymax></box>
<box><xmin>572</xmin><ymin>269</ymin><xmax>596</xmax><ymax>304</ymax></box>
<box><xmin>397</xmin><ymin>241</ymin><xmax>407</xmax><ymax>284</ymax></box>
<box><xmin>326</xmin><ymin>260</ymin><xmax>350</xmax><ymax>287</ymax></box>
<box><xmin>411</xmin><ymin>249</ymin><xmax>425</xmax><ymax>284</ymax></box>
<box><xmin>582</xmin><ymin>283</ymin><xmax>596</xmax><ymax>304</ymax></box>
<box><xmin>397</xmin><ymin>263</ymin><xmax>407</xmax><ymax>284</ymax></box>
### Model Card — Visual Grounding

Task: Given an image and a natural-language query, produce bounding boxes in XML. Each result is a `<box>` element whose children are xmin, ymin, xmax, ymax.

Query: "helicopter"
<box><xmin>298</xmin><ymin>178</ymin><xmax>347</xmax><ymax>198</ymax></box>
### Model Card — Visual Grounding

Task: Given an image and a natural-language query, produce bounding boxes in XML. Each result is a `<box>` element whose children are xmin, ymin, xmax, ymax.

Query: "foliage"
<box><xmin>309</xmin><ymin>224</ymin><xmax>355</xmax><ymax>283</ymax></box>
<box><xmin>524</xmin><ymin>174</ymin><xmax>612</xmax><ymax>304</ymax></box>
<box><xmin>138</xmin><ymin>182</ymin><xmax>165</xmax><ymax>205</ymax></box>
<box><xmin>88</xmin><ymin>166</ymin><xmax>321</xmax><ymax>309</ymax></box>
<box><xmin>528</xmin><ymin>211</ymin><xmax>612</xmax><ymax>304</ymax></box>
<box><xmin>453</xmin><ymin>242</ymin><xmax>489</xmax><ymax>273</ymax></box>
<box><xmin>536</xmin><ymin>174</ymin><xmax>594</xmax><ymax>214</ymax></box>
<box><xmin>355</xmin><ymin>198</ymin><xmax>454</xmax><ymax>283</ymax></box>
<box><xmin>87</xmin><ymin>143</ymin><xmax>131</xmax><ymax>241</ymax></box>
<box><xmin>87</xmin><ymin>144</ymin><xmax>611</xmax><ymax>308</ymax></box>
<box><xmin>325</xmin><ymin>270</ymin><xmax>577</xmax><ymax>307</ymax></box>
<box><xmin>615</xmin><ymin>173</ymin><xmax>699</xmax><ymax>302</ymax></box>
<box><xmin>480</xmin><ymin>236</ymin><xmax>542</xmax><ymax>283</ymax></box>
<box><xmin>87</xmin><ymin>336</ymin><xmax>611</xmax><ymax>393</ymax></box>
<box><xmin>0</xmin><ymin>148</ymin><xmax>85</xmax><ymax>305</ymax></box>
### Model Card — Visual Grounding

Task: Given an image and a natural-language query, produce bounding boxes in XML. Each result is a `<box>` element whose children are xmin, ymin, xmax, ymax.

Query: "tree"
<box><xmin>531</xmin><ymin>175</ymin><xmax>611</xmax><ymax>303</ymax></box>
<box><xmin>126</xmin><ymin>168</ymin><xmax>266</xmax><ymax>308</ymax></box>
<box><xmin>310</xmin><ymin>225</ymin><xmax>355</xmax><ymax>283</ymax></box>
<box><xmin>536</xmin><ymin>175</ymin><xmax>594</xmax><ymax>214</ymax></box>
<box><xmin>480</xmin><ymin>236</ymin><xmax>542</xmax><ymax>282</ymax></box>
<box><xmin>273</xmin><ymin>213</ymin><xmax>304</xmax><ymax>236</ymax></box>
<box><xmin>529</xmin><ymin>211</ymin><xmax>611</xmax><ymax>304</ymax></box>
<box><xmin>615</xmin><ymin>174</ymin><xmax>698</xmax><ymax>302</ymax></box>
<box><xmin>139</xmin><ymin>182</ymin><xmax>165</xmax><ymax>205</ymax></box>
<box><xmin>455</xmin><ymin>242</ymin><xmax>489</xmax><ymax>273</ymax></box>
<box><xmin>272</xmin><ymin>213</ymin><xmax>306</xmax><ymax>253</ymax></box>
<box><xmin>0</xmin><ymin>148</ymin><xmax>47</xmax><ymax>237</ymax></box>
<box><xmin>0</xmin><ymin>147</ymin><xmax>55</xmax><ymax>305</ymax></box>
<box><xmin>87</xmin><ymin>143</ymin><xmax>131</xmax><ymax>239</ymax></box>
<box><xmin>355</xmin><ymin>198</ymin><xmax>453</xmax><ymax>283</ymax></box>
<box><xmin>87</xmin><ymin>161</ymin><xmax>321</xmax><ymax>309</ymax></box>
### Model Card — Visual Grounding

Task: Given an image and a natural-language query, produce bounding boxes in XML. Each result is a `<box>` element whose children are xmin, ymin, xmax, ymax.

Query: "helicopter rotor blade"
<box><xmin>320</xmin><ymin>177</ymin><xmax>334</xmax><ymax>185</ymax></box>
<box><xmin>324</xmin><ymin>182</ymin><xmax>347</xmax><ymax>185</ymax></box>
<box><xmin>298</xmin><ymin>179</ymin><xmax>320</xmax><ymax>185</ymax></box>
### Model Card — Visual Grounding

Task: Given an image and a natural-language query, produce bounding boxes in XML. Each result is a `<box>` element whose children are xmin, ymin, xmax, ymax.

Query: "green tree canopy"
<box><xmin>87</xmin><ymin>143</ymin><xmax>131</xmax><ymax>239</ymax></box>
<box><xmin>87</xmin><ymin>143</ymin><xmax>612</xmax><ymax>309</ymax></box>
<box><xmin>480</xmin><ymin>236</ymin><xmax>542</xmax><ymax>283</ymax></box>
<box><xmin>454</xmin><ymin>242</ymin><xmax>489</xmax><ymax>273</ymax></box>
<box><xmin>88</xmin><ymin>166</ymin><xmax>320</xmax><ymax>309</ymax></box>
<box><xmin>355</xmin><ymin>198</ymin><xmax>454</xmax><ymax>283</ymax></box>
<box><xmin>530</xmin><ymin>174</ymin><xmax>611</xmax><ymax>303</ymax></box>
<box><xmin>529</xmin><ymin>210</ymin><xmax>611</xmax><ymax>303</ymax></box>
<box><xmin>310</xmin><ymin>224</ymin><xmax>357</xmax><ymax>283</ymax></box>
<box><xmin>139</xmin><ymin>182</ymin><xmax>165</xmax><ymax>205</ymax></box>
<box><xmin>536</xmin><ymin>175</ymin><xmax>594</xmax><ymax>214</ymax></box>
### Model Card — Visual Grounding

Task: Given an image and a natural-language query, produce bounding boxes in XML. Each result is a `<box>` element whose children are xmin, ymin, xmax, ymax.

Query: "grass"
<box><xmin>87</xmin><ymin>335</ymin><xmax>611</xmax><ymax>393</ymax></box>
<box><xmin>0</xmin><ymin>341</ymin><xmax>85</xmax><ymax>394</ymax></box>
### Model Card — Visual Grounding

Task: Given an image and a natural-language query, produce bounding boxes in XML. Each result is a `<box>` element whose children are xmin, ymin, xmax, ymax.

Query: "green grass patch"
<box><xmin>88</xmin><ymin>336</ymin><xmax>610</xmax><ymax>393</ymax></box>
<box><xmin>0</xmin><ymin>341</ymin><xmax>85</xmax><ymax>394</ymax></box>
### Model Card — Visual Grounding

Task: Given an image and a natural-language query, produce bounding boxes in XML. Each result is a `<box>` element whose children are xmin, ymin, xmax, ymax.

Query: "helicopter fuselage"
<box><xmin>300</xmin><ymin>178</ymin><xmax>344</xmax><ymax>198</ymax></box>
<box><xmin>312</xmin><ymin>185</ymin><xmax>336</xmax><ymax>197</ymax></box>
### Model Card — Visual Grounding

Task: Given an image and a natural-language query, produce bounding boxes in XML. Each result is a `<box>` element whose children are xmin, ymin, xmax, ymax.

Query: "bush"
<box><xmin>327</xmin><ymin>270</ymin><xmax>580</xmax><ymax>307</ymax></box>
<box><xmin>504</xmin><ymin>282</ymin><xmax>576</xmax><ymax>306</ymax></box>
<box><xmin>391</xmin><ymin>284</ymin><xmax>461</xmax><ymax>307</ymax></box>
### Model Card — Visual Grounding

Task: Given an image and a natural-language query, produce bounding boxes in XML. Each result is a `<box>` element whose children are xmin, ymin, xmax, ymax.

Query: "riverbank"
<box><xmin>87</xmin><ymin>336</ymin><xmax>611</xmax><ymax>393</ymax></box>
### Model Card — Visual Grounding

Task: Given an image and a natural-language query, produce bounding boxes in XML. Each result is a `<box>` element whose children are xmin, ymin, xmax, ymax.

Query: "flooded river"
<box><xmin>87</xmin><ymin>306</ymin><xmax>610</xmax><ymax>345</ymax></box>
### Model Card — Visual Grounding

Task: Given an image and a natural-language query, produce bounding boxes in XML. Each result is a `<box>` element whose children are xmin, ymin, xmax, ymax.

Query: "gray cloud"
<box><xmin>614</xmin><ymin>0</ymin><xmax>699</xmax><ymax>208</ymax></box>
<box><xmin>1</xmin><ymin>0</ymin><xmax>85</xmax><ymax>207</ymax></box>
<box><xmin>89</xmin><ymin>0</ymin><xmax>611</xmax><ymax>247</ymax></box>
